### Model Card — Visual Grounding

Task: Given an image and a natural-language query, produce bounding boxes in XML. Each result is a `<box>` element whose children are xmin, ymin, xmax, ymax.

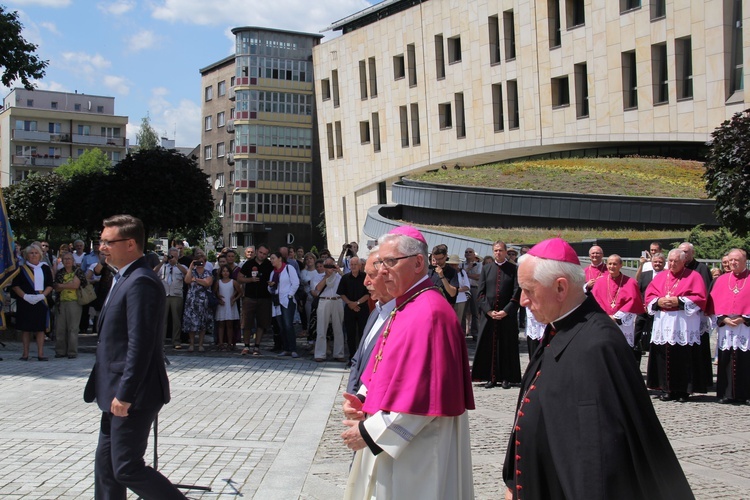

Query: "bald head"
<box><xmin>589</xmin><ymin>246</ymin><xmax>604</xmax><ymax>266</ymax></box>
<box><xmin>678</xmin><ymin>242</ymin><xmax>694</xmax><ymax>262</ymax></box>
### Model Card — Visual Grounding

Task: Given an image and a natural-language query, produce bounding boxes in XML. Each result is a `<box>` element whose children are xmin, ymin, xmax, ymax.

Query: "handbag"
<box><xmin>77</xmin><ymin>283</ymin><xmax>97</xmax><ymax>305</ymax></box>
<box><xmin>206</xmin><ymin>288</ymin><xmax>220</xmax><ymax>309</ymax></box>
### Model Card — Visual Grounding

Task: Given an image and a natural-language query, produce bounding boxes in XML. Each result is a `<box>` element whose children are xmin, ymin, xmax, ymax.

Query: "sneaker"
<box><xmin>291</xmin><ymin>352</ymin><xmax>299</xmax><ymax>358</ymax></box>
<box><xmin>277</xmin><ymin>351</ymin><xmax>290</xmax><ymax>357</ymax></box>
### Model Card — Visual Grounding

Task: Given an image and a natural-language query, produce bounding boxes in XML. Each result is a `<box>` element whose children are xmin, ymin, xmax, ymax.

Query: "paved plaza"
<box><xmin>1</xmin><ymin>333</ymin><xmax>749</xmax><ymax>499</ymax></box>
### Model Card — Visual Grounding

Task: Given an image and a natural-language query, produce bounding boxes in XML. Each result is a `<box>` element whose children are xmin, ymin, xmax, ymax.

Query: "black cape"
<box><xmin>503</xmin><ymin>297</ymin><xmax>694</xmax><ymax>500</ymax></box>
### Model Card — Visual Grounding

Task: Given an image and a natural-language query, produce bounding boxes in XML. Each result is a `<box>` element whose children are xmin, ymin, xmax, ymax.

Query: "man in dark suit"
<box><xmin>346</xmin><ymin>250</ymin><xmax>394</xmax><ymax>394</ymax></box>
<box><xmin>634</xmin><ymin>253</ymin><xmax>665</xmax><ymax>353</ymax></box>
<box><xmin>471</xmin><ymin>240</ymin><xmax>522</xmax><ymax>389</ymax></box>
<box><xmin>84</xmin><ymin>214</ymin><xmax>185</xmax><ymax>500</ymax></box>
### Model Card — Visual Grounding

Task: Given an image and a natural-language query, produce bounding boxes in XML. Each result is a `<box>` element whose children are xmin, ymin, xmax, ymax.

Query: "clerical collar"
<box><xmin>495</xmin><ymin>259</ymin><xmax>507</xmax><ymax>265</ymax></box>
<box><xmin>590</xmin><ymin>262</ymin><xmax>603</xmax><ymax>268</ymax></box>
<box><xmin>548</xmin><ymin>297</ymin><xmax>586</xmax><ymax>331</ymax></box>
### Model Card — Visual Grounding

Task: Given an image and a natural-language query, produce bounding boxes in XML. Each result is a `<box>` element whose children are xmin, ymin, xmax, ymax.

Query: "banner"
<box><xmin>0</xmin><ymin>190</ymin><xmax>18</xmax><ymax>330</ymax></box>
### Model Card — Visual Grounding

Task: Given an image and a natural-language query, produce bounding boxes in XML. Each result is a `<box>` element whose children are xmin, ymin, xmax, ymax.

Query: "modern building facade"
<box><xmin>0</xmin><ymin>88</ymin><xmax>128</xmax><ymax>186</ymax></box>
<box><xmin>200</xmin><ymin>27</ymin><xmax>323</xmax><ymax>251</ymax></box>
<box><xmin>199</xmin><ymin>55</ymin><xmax>236</xmax><ymax>248</ymax></box>
<box><xmin>313</xmin><ymin>0</ymin><xmax>750</xmax><ymax>248</ymax></box>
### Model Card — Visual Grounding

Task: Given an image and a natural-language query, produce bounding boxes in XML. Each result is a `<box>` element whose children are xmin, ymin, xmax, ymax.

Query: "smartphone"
<box><xmin>641</xmin><ymin>251</ymin><xmax>649</xmax><ymax>259</ymax></box>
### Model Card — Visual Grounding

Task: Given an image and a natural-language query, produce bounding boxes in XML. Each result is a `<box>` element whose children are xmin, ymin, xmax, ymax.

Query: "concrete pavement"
<box><xmin>1</xmin><ymin>333</ymin><xmax>749</xmax><ymax>499</ymax></box>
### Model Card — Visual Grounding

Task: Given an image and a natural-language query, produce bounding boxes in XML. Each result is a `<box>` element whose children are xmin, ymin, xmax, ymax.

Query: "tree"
<box><xmin>55</xmin><ymin>170</ymin><xmax>113</xmax><ymax>240</ymax></box>
<box><xmin>0</xmin><ymin>6</ymin><xmax>48</xmax><ymax>89</ymax></box>
<box><xmin>704</xmin><ymin>108</ymin><xmax>750</xmax><ymax>236</ymax></box>
<box><xmin>109</xmin><ymin>147</ymin><xmax>213</xmax><ymax>236</ymax></box>
<box><xmin>134</xmin><ymin>115</ymin><xmax>159</xmax><ymax>151</ymax></box>
<box><xmin>2</xmin><ymin>172</ymin><xmax>64</xmax><ymax>240</ymax></box>
<box><xmin>177</xmin><ymin>210</ymin><xmax>223</xmax><ymax>250</ymax></box>
<box><xmin>56</xmin><ymin>148</ymin><xmax>111</xmax><ymax>179</ymax></box>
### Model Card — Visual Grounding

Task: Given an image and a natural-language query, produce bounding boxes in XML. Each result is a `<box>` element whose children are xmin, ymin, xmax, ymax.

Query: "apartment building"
<box><xmin>0</xmin><ymin>88</ymin><xmax>128</xmax><ymax>186</ymax></box>
<box><xmin>313</xmin><ymin>0</ymin><xmax>750</xmax><ymax>249</ymax></box>
<box><xmin>200</xmin><ymin>27</ymin><xmax>323</xmax><ymax>250</ymax></box>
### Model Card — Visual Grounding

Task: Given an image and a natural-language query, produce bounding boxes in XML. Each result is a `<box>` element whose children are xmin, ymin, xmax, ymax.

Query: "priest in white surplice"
<box><xmin>341</xmin><ymin>226</ymin><xmax>475</xmax><ymax>499</ymax></box>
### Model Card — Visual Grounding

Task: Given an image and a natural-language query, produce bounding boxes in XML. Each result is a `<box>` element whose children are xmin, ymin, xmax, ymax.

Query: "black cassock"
<box><xmin>503</xmin><ymin>297</ymin><xmax>694</xmax><ymax>500</ymax></box>
<box><xmin>471</xmin><ymin>260</ymin><xmax>521</xmax><ymax>384</ymax></box>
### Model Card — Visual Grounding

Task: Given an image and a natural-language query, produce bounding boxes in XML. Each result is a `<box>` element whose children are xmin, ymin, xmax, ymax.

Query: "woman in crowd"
<box><xmin>269</xmin><ymin>251</ymin><xmax>300</xmax><ymax>358</ymax></box>
<box><xmin>55</xmin><ymin>243</ymin><xmax>70</xmax><ymax>270</ymax></box>
<box><xmin>53</xmin><ymin>252</ymin><xmax>87</xmax><ymax>358</ymax></box>
<box><xmin>183</xmin><ymin>256</ymin><xmax>214</xmax><ymax>352</ymax></box>
<box><xmin>87</xmin><ymin>251</ymin><xmax>113</xmax><ymax>331</ymax></box>
<box><xmin>214</xmin><ymin>264</ymin><xmax>242</xmax><ymax>351</ymax></box>
<box><xmin>299</xmin><ymin>252</ymin><xmax>318</xmax><ymax>338</ymax></box>
<box><xmin>448</xmin><ymin>254</ymin><xmax>471</xmax><ymax>321</ymax></box>
<box><xmin>12</xmin><ymin>244</ymin><xmax>53</xmax><ymax>361</ymax></box>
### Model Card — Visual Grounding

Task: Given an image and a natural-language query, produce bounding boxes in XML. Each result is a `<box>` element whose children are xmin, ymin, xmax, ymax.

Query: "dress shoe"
<box><xmin>501</xmin><ymin>381</ymin><xmax>511</xmax><ymax>389</ymax></box>
<box><xmin>677</xmin><ymin>395</ymin><xmax>689</xmax><ymax>403</ymax></box>
<box><xmin>484</xmin><ymin>380</ymin><xmax>497</xmax><ymax>389</ymax></box>
<box><xmin>54</xmin><ymin>354</ymin><xmax>66</xmax><ymax>358</ymax></box>
<box><xmin>718</xmin><ymin>397</ymin><xmax>735</xmax><ymax>404</ymax></box>
<box><xmin>659</xmin><ymin>393</ymin><xmax>676</xmax><ymax>402</ymax></box>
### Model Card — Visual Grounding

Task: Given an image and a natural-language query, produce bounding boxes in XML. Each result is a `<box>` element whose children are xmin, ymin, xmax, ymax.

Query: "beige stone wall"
<box><xmin>314</xmin><ymin>0</ymin><xmax>750</xmax><ymax>249</ymax></box>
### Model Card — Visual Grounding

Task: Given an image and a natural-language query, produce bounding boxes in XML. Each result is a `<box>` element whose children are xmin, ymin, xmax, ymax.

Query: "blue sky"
<box><xmin>3</xmin><ymin>0</ymin><xmax>372</xmax><ymax>148</ymax></box>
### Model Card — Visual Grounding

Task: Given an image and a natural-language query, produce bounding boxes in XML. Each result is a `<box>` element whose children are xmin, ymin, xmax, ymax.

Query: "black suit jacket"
<box><xmin>84</xmin><ymin>256</ymin><xmax>170</xmax><ymax>412</ymax></box>
<box><xmin>476</xmin><ymin>260</ymin><xmax>520</xmax><ymax>334</ymax></box>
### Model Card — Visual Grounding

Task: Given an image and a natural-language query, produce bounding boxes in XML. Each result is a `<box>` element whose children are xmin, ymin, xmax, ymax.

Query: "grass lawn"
<box><xmin>401</xmin><ymin>223</ymin><xmax>691</xmax><ymax>245</ymax></box>
<box><xmin>409</xmin><ymin>157</ymin><xmax>708</xmax><ymax>199</ymax></box>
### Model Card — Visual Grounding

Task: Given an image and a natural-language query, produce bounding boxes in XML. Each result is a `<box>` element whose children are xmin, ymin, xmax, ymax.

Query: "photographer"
<box><xmin>154</xmin><ymin>248</ymin><xmax>189</xmax><ymax>349</ymax></box>
<box><xmin>337</xmin><ymin>242</ymin><xmax>358</xmax><ymax>274</ymax></box>
<box><xmin>428</xmin><ymin>244</ymin><xmax>459</xmax><ymax>305</ymax></box>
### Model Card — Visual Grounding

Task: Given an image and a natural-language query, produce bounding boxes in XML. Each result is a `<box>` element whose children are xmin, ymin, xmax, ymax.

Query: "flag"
<box><xmin>0</xmin><ymin>190</ymin><xmax>19</xmax><ymax>330</ymax></box>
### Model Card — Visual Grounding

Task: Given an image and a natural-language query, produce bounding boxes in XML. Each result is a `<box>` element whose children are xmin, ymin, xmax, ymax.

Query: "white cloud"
<box><xmin>59</xmin><ymin>51</ymin><xmax>112</xmax><ymax>77</ymax></box>
<box><xmin>125</xmin><ymin>29</ymin><xmax>160</xmax><ymax>53</ymax></box>
<box><xmin>7</xmin><ymin>0</ymin><xmax>71</xmax><ymax>6</ymax></box>
<box><xmin>34</xmin><ymin>80</ymin><xmax>68</xmax><ymax>92</ymax></box>
<box><xmin>97</xmin><ymin>0</ymin><xmax>135</xmax><ymax>15</ymax></box>
<box><xmin>103</xmin><ymin>75</ymin><xmax>131</xmax><ymax>95</ymax></box>
<box><xmin>127</xmin><ymin>88</ymin><xmax>201</xmax><ymax>147</ymax></box>
<box><xmin>39</xmin><ymin>21</ymin><xmax>61</xmax><ymax>36</ymax></box>
<box><xmin>150</xmin><ymin>0</ymin><xmax>370</xmax><ymax>34</ymax></box>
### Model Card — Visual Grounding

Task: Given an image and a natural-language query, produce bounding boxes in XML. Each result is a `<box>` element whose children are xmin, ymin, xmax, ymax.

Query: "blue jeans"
<box><xmin>279</xmin><ymin>303</ymin><xmax>296</xmax><ymax>353</ymax></box>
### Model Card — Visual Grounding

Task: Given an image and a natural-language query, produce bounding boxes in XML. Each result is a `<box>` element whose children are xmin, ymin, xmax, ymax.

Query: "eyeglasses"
<box><xmin>373</xmin><ymin>254</ymin><xmax>418</xmax><ymax>270</ymax></box>
<box><xmin>100</xmin><ymin>238</ymin><xmax>130</xmax><ymax>247</ymax></box>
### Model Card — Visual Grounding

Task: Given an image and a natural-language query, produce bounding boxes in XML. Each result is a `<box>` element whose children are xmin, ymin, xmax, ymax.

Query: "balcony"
<box><xmin>226</xmin><ymin>153</ymin><xmax>235</xmax><ymax>165</ymax></box>
<box><xmin>72</xmin><ymin>134</ymin><xmax>126</xmax><ymax>147</ymax></box>
<box><xmin>229</xmin><ymin>88</ymin><xmax>236</xmax><ymax>101</ymax></box>
<box><xmin>12</xmin><ymin>129</ymin><xmax>50</xmax><ymax>142</ymax></box>
<box><xmin>226</xmin><ymin>120</ymin><xmax>235</xmax><ymax>133</ymax></box>
<box><xmin>12</xmin><ymin>154</ymin><xmax>65</xmax><ymax>167</ymax></box>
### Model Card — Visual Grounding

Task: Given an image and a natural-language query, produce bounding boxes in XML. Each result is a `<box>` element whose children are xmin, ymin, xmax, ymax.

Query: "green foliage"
<box><xmin>207</xmin><ymin>249</ymin><xmax>216</xmax><ymax>263</ymax></box>
<box><xmin>55</xmin><ymin>170</ymin><xmax>113</xmax><ymax>239</ymax></box>
<box><xmin>109</xmin><ymin>147</ymin><xmax>212</xmax><ymax>236</ymax></box>
<box><xmin>2</xmin><ymin>172</ymin><xmax>64</xmax><ymax>237</ymax></box>
<box><xmin>410</xmin><ymin>157</ymin><xmax>707</xmax><ymax>199</ymax></box>
<box><xmin>56</xmin><ymin>148</ymin><xmax>110</xmax><ymax>179</ymax></box>
<box><xmin>704</xmin><ymin>109</ymin><xmax>750</xmax><ymax>236</ymax></box>
<box><xmin>309</xmin><ymin>245</ymin><xmax>319</xmax><ymax>257</ymax></box>
<box><xmin>177</xmin><ymin>211</ymin><xmax>223</xmax><ymax>249</ymax></box>
<box><xmin>134</xmin><ymin>115</ymin><xmax>159</xmax><ymax>151</ymax></box>
<box><xmin>0</xmin><ymin>6</ymin><xmax>47</xmax><ymax>89</ymax></box>
<box><xmin>687</xmin><ymin>225</ymin><xmax>750</xmax><ymax>260</ymax></box>
<box><xmin>316</xmin><ymin>209</ymin><xmax>326</xmax><ymax>239</ymax></box>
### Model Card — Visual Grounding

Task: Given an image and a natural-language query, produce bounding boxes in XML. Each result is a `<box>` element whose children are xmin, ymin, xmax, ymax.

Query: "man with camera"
<box><xmin>154</xmin><ymin>248</ymin><xmax>189</xmax><ymax>349</ymax></box>
<box><xmin>428</xmin><ymin>244</ymin><xmax>459</xmax><ymax>305</ymax></box>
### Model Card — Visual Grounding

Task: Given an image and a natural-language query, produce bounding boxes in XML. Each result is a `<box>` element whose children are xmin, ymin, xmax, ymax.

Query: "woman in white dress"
<box><xmin>213</xmin><ymin>264</ymin><xmax>242</xmax><ymax>351</ymax></box>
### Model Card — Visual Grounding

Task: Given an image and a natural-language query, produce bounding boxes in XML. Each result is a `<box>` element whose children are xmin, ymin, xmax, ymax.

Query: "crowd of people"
<box><xmin>19</xmin><ymin>217</ymin><xmax>750</xmax><ymax>498</ymax></box>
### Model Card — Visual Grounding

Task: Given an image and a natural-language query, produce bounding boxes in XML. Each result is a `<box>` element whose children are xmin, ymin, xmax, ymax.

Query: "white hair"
<box><xmin>377</xmin><ymin>233</ymin><xmax>428</xmax><ymax>259</ymax></box>
<box><xmin>668</xmin><ymin>249</ymin><xmax>686</xmax><ymax>261</ymax></box>
<box><xmin>520</xmin><ymin>254</ymin><xmax>586</xmax><ymax>289</ymax></box>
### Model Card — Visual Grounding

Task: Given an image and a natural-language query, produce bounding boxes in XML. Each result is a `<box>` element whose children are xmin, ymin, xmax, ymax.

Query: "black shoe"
<box><xmin>718</xmin><ymin>397</ymin><xmax>734</xmax><ymax>404</ymax></box>
<box><xmin>38</xmin><ymin>356</ymin><xmax>49</xmax><ymax>361</ymax></box>
<box><xmin>484</xmin><ymin>380</ymin><xmax>497</xmax><ymax>389</ymax></box>
<box><xmin>501</xmin><ymin>381</ymin><xmax>511</xmax><ymax>389</ymax></box>
<box><xmin>677</xmin><ymin>395</ymin><xmax>689</xmax><ymax>403</ymax></box>
<box><xmin>659</xmin><ymin>393</ymin><xmax>676</xmax><ymax>401</ymax></box>
<box><xmin>68</xmin><ymin>355</ymin><xmax>77</xmax><ymax>359</ymax></box>
<box><xmin>55</xmin><ymin>354</ymin><xmax>66</xmax><ymax>358</ymax></box>
<box><xmin>19</xmin><ymin>356</ymin><xmax>29</xmax><ymax>361</ymax></box>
